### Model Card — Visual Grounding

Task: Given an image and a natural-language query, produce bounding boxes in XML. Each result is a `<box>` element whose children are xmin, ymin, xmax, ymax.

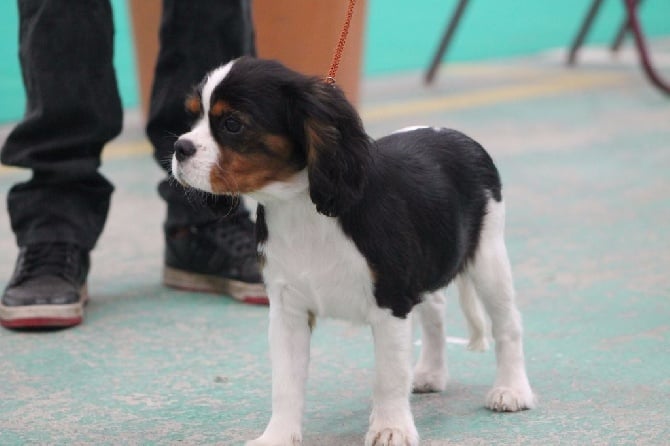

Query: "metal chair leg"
<box><xmin>622</xmin><ymin>0</ymin><xmax>670</xmax><ymax>95</ymax></box>
<box><xmin>424</xmin><ymin>0</ymin><xmax>470</xmax><ymax>85</ymax></box>
<box><xmin>611</xmin><ymin>0</ymin><xmax>643</xmax><ymax>52</ymax></box>
<box><xmin>567</xmin><ymin>0</ymin><xmax>605</xmax><ymax>65</ymax></box>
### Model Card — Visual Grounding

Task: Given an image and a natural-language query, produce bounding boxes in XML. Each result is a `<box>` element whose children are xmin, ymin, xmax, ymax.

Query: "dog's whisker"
<box><xmin>159</xmin><ymin>153</ymin><xmax>175</xmax><ymax>163</ymax></box>
<box><xmin>162</xmin><ymin>131</ymin><xmax>180</xmax><ymax>142</ymax></box>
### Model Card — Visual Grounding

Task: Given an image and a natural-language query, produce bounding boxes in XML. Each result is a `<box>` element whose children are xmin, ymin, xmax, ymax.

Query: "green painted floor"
<box><xmin>1</xmin><ymin>43</ymin><xmax>669</xmax><ymax>445</ymax></box>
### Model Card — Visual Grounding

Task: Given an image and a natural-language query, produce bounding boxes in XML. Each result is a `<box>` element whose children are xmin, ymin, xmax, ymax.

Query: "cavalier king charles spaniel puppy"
<box><xmin>172</xmin><ymin>56</ymin><xmax>535</xmax><ymax>446</ymax></box>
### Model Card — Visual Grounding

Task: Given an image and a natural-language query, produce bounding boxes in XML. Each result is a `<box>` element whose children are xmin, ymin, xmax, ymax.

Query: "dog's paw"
<box><xmin>412</xmin><ymin>366</ymin><xmax>447</xmax><ymax>393</ymax></box>
<box><xmin>245</xmin><ymin>433</ymin><xmax>301</xmax><ymax>446</ymax></box>
<box><xmin>365</xmin><ymin>413</ymin><xmax>419</xmax><ymax>446</ymax></box>
<box><xmin>486</xmin><ymin>385</ymin><xmax>537</xmax><ymax>412</ymax></box>
<box><xmin>365</xmin><ymin>426</ymin><xmax>419</xmax><ymax>446</ymax></box>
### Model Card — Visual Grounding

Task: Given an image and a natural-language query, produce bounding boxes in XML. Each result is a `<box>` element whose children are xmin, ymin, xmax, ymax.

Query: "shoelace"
<box><xmin>18</xmin><ymin>243</ymin><xmax>82</xmax><ymax>284</ymax></box>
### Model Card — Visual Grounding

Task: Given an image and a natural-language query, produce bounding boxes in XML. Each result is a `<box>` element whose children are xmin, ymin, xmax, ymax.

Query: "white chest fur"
<box><xmin>258</xmin><ymin>193</ymin><xmax>377</xmax><ymax>323</ymax></box>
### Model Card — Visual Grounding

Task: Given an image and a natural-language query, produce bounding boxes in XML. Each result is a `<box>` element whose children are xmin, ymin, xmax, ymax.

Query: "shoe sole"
<box><xmin>163</xmin><ymin>266</ymin><xmax>269</xmax><ymax>305</ymax></box>
<box><xmin>0</xmin><ymin>285</ymin><xmax>88</xmax><ymax>329</ymax></box>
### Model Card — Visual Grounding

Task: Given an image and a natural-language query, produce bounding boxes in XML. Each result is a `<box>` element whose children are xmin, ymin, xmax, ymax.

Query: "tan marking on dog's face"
<box><xmin>209</xmin><ymin>135</ymin><xmax>300</xmax><ymax>194</ymax></box>
<box><xmin>210</xmin><ymin>100</ymin><xmax>231</xmax><ymax>117</ymax></box>
<box><xmin>185</xmin><ymin>95</ymin><xmax>202</xmax><ymax>115</ymax></box>
<box><xmin>262</xmin><ymin>134</ymin><xmax>294</xmax><ymax>160</ymax></box>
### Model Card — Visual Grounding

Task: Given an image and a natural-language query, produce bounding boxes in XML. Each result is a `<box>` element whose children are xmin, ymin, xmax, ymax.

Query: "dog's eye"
<box><xmin>223</xmin><ymin>117</ymin><xmax>243</xmax><ymax>133</ymax></box>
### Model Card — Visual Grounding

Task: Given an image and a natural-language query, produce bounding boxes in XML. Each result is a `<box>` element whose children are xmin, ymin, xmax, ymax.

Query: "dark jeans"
<box><xmin>0</xmin><ymin>0</ymin><xmax>255</xmax><ymax>251</ymax></box>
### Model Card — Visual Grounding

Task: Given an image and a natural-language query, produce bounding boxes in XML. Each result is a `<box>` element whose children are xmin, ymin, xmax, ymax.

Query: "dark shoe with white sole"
<box><xmin>163</xmin><ymin>215</ymin><xmax>268</xmax><ymax>305</ymax></box>
<box><xmin>1</xmin><ymin>243</ymin><xmax>89</xmax><ymax>329</ymax></box>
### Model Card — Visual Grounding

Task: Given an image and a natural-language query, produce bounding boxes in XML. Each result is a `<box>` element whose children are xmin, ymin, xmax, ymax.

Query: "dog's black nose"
<box><xmin>174</xmin><ymin>139</ymin><xmax>197</xmax><ymax>162</ymax></box>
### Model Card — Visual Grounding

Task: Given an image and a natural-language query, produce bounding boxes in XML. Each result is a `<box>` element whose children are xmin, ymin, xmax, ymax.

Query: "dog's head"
<box><xmin>172</xmin><ymin>57</ymin><xmax>371</xmax><ymax>217</ymax></box>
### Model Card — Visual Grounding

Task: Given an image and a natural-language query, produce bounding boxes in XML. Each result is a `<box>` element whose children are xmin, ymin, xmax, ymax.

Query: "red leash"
<box><xmin>325</xmin><ymin>0</ymin><xmax>358</xmax><ymax>85</ymax></box>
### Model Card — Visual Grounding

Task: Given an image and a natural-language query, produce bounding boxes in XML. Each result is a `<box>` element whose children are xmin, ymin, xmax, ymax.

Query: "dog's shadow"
<box><xmin>412</xmin><ymin>382</ymin><xmax>492</xmax><ymax>421</ymax></box>
<box><xmin>298</xmin><ymin>383</ymin><xmax>492</xmax><ymax>445</ymax></box>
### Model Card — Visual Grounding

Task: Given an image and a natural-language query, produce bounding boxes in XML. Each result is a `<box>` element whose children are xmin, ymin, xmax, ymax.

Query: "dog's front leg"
<box><xmin>366</xmin><ymin>312</ymin><xmax>419</xmax><ymax>446</ymax></box>
<box><xmin>247</xmin><ymin>299</ymin><xmax>311</xmax><ymax>446</ymax></box>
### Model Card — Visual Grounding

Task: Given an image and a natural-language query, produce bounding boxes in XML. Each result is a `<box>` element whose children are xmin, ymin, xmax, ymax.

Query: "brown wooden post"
<box><xmin>128</xmin><ymin>0</ymin><xmax>161</xmax><ymax>120</ymax></box>
<box><xmin>253</xmin><ymin>0</ymin><xmax>366</xmax><ymax>104</ymax></box>
<box><xmin>128</xmin><ymin>0</ymin><xmax>366</xmax><ymax>119</ymax></box>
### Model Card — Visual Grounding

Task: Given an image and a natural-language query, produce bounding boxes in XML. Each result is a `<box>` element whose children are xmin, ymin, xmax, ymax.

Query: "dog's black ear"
<box><xmin>291</xmin><ymin>80</ymin><xmax>371</xmax><ymax>217</ymax></box>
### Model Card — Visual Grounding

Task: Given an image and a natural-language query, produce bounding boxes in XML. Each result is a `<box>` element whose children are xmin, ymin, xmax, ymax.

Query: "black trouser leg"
<box><xmin>147</xmin><ymin>0</ymin><xmax>256</xmax><ymax>228</ymax></box>
<box><xmin>0</xmin><ymin>0</ymin><xmax>122</xmax><ymax>251</ymax></box>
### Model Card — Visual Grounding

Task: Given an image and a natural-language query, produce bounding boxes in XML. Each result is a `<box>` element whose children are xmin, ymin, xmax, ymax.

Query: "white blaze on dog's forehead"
<box><xmin>202</xmin><ymin>60</ymin><xmax>235</xmax><ymax>111</ymax></box>
<box><xmin>171</xmin><ymin>117</ymin><xmax>220</xmax><ymax>194</ymax></box>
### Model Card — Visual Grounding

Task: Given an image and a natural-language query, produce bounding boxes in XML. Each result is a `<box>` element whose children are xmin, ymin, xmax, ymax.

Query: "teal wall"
<box><xmin>0</xmin><ymin>2</ymin><xmax>21</xmax><ymax>125</ymax></box>
<box><xmin>365</xmin><ymin>0</ymin><xmax>670</xmax><ymax>75</ymax></box>
<box><xmin>0</xmin><ymin>0</ymin><xmax>137</xmax><ymax>124</ymax></box>
<box><xmin>0</xmin><ymin>0</ymin><xmax>669</xmax><ymax>124</ymax></box>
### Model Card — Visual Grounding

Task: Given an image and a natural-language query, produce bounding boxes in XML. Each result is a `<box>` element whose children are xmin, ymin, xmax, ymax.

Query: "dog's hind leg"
<box><xmin>468</xmin><ymin>199</ymin><xmax>536</xmax><ymax>412</ymax></box>
<box><xmin>412</xmin><ymin>291</ymin><xmax>448</xmax><ymax>393</ymax></box>
<box><xmin>457</xmin><ymin>274</ymin><xmax>490</xmax><ymax>352</ymax></box>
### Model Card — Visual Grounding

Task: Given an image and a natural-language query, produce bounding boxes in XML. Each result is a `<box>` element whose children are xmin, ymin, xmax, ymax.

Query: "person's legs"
<box><xmin>148</xmin><ymin>0</ymin><xmax>266</xmax><ymax>304</ymax></box>
<box><xmin>0</xmin><ymin>0</ymin><xmax>122</xmax><ymax>328</ymax></box>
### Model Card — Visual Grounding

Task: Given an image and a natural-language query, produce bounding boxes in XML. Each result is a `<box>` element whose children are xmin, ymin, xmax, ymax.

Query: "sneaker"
<box><xmin>1</xmin><ymin>243</ymin><xmax>89</xmax><ymax>329</ymax></box>
<box><xmin>163</xmin><ymin>214</ymin><xmax>268</xmax><ymax>305</ymax></box>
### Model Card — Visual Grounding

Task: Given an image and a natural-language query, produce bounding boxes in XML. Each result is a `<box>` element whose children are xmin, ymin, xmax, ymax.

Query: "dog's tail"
<box><xmin>457</xmin><ymin>275</ymin><xmax>490</xmax><ymax>352</ymax></box>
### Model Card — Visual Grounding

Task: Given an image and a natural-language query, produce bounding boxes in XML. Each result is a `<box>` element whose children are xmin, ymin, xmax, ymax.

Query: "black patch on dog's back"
<box><xmin>339</xmin><ymin>128</ymin><xmax>501</xmax><ymax>318</ymax></box>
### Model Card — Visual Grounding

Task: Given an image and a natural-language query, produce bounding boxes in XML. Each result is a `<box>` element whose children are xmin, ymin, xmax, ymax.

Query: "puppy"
<box><xmin>172</xmin><ymin>56</ymin><xmax>535</xmax><ymax>446</ymax></box>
